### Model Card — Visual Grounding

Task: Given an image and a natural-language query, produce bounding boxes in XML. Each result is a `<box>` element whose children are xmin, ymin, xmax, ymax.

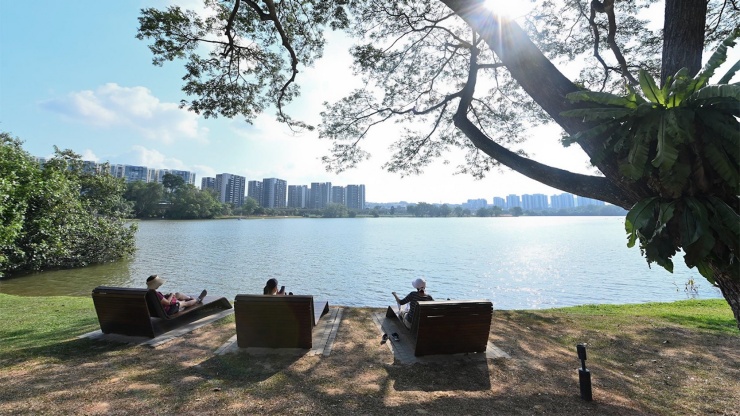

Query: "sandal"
<box><xmin>391</xmin><ymin>333</ymin><xmax>400</xmax><ymax>342</ymax></box>
<box><xmin>381</xmin><ymin>333</ymin><xmax>388</xmax><ymax>344</ymax></box>
<box><xmin>197</xmin><ymin>289</ymin><xmax>207</xmax><ymax>304</ymax></box>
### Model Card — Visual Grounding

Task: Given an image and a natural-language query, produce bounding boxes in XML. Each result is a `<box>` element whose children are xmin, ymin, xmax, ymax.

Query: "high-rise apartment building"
<box><xmin>262</xmin><ymin>178</ymin><xmax>287</xmax><ymax>208</ymax></box>
<box><xmin>521</xmin><ymin>194</ymin><xmax>549</xmax><ymax>211</ymax></box>
<box><xmin>506</xmin><ymin>194</ymin><xmax>521</xmax><ymax>209</ymax></box>
<box><xmin>155</xmin><ymin>169</ymin><xmax>196</xmax><ymax>186</ymax></box>
<box><xmin>576</xmin><ymin>196</ymin><xmax>606</xmax><ymax>207</ymax></box>
<box><xmin>331</xmin><ymin>186</ymin><xmax>346</xmax><ymax>205</ymax></box>
<box><xmin>492</xmin><ymin>197</ymin><xmax>506</xmax><ymax>208</ymax></box>
<box><xmin>247</xmin><ymin>180</ymin><xmax>263</xmax><ymax>206</ymax></box>
<box><xmin>463</xmin><ymin>198</ymin><xmax>487</xmax><ymax>210</ymax></box>
<box><xmin>551</xmin><ymin>193</ymin><xmax>575</xmax><ymax>209</ymax></box>
<box><xmin>345</xmin><ymin>185</ymin><xmax>366</xmax><ymax>210</ymax></box>
<box><xmin>110</xmin><ymin>164</ymin><xmax>150</xmax><ymax>183</ymax></box>
<box><xmin>287</xmin><ymin>185</ymin><xmax>309</xmax><ymax>208</ymax></box>
<box><xmin>215</xmin><ymin>173</ymin><xmax>246</xmax><ymax>206</ymax></box>
<box><xmin>201</xmin><ymin>177</ymin><xmax>216</xmax><ymax>191</ymax></box>
<box><xmin>310</xmin><ymin>182</ymin><xmax>332</xmax><ymax>209</ymax></box>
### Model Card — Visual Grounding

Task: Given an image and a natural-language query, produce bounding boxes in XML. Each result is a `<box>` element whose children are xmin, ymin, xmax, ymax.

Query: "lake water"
<box><xmin>0</xmin><ymin>217</ymin><xmax>722</xmax><ymax>309</ymax></box>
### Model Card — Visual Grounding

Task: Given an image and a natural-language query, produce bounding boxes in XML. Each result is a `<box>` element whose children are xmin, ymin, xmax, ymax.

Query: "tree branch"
<box><xmin>599</xmin><ymin>0</ymin><xmax>639</xmax><ymax>85</ymax></box>
<box><xmin>451</xmin><ymin>19</ymin><xmax>632</xmax><ymax>207</ymax></box>
<box><xmin>440</xmin><ymin>0</ymin><xmax>652</xmax><ymax>204</ymax></box>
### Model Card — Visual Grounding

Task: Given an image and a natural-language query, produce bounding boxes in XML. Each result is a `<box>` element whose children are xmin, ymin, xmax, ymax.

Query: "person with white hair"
<box><xmin>392</xmin><ymin>277</ymin><xmax>434</xmax><ymax>328</ymax></box>
<box><xmin>146</xmin><ymin>274</ymin><xmax>206</xmax><ymax>315</ymax></box>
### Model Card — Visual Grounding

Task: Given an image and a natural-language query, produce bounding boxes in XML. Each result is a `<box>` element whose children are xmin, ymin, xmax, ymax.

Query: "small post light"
<box><xmin>577</xmin><ymin>343</ymin><xmax>593</xmax><ymax>401</ymax></box>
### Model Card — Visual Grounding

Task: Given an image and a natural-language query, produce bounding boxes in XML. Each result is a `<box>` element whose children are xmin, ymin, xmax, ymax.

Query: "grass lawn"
<box><xmin>0</xmin><ymin>293</ymin><xmax>737</xmax><ymax>415</ymax></box>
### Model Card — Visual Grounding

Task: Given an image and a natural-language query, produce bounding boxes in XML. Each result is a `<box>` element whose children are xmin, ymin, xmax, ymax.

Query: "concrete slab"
<box><xmin>79</xmin><ymin>308</ymin><xmax>234</xmax><ymax>347</ymax></box>
<box><xmin>217</xmin><ymin>306</ymin><xmax>344</xmax><ymax>357</ymax></box>
<box><xmin>371</xmin><ymin>311</ymin><xmax>510</xmax><ymax>365</ymax></box>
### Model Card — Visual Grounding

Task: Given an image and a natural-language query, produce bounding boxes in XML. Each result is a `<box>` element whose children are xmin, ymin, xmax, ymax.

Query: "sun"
<box><xmin>482</xmin><ymin>0</ymin><xmax>535</xmax><ymax>19</ymax></box>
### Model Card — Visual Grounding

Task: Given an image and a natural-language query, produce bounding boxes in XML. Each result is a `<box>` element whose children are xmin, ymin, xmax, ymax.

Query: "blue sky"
<box><xmin>1</xmin><ymin>1</ymin><xmax>734</xmax><ymax>204</ymax></box>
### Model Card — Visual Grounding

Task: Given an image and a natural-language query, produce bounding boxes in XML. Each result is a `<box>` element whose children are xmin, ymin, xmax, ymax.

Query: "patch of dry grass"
<box><xmin>0</xmin><ymin>303</ymin><xmax>738</xmax><ymax>415</ymax></box>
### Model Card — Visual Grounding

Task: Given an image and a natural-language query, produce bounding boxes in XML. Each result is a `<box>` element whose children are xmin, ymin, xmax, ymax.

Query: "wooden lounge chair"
<box><xmin>386</xmin><ymin>300</ymin><xmax>493</xmax><ymax>356</ymax></box>
<box><xmin>92</xmin><ymin>286</ymin><xmax>232</xmax><ymax>338</ymax></box>
<box><xmin>234</xmin><ymin>295</ymin><xmax>330</xmax><ymax>349</ymax></box>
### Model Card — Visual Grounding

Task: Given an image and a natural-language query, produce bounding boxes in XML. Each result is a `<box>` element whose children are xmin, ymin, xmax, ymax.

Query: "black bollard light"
<box><xmin>577</xmin><ymin>343</ymin><xmax>593</xmax><ymax>401</ymax></box>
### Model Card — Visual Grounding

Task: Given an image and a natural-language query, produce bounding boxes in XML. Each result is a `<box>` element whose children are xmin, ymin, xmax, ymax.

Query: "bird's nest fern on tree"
<box><xmin>561</xmin><ymin>29</ymin><xmax>740</xmax><ymax>284</ymax></box>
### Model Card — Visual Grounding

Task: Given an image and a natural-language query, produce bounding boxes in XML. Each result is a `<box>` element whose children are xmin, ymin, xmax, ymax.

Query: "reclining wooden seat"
<box><xmin>234</xmin><ymin>295</ymin><xmax>330</xmax><ymax>349</ymax></box>
<box><xmin>92</xmin><ymin>286</ymin><xmax>232</xmax><ymax>338</ymax></box>
<box><xmin>387</xmin><ymin>300</ymin><xmax>493</xmax><ymax>356</ymax></box>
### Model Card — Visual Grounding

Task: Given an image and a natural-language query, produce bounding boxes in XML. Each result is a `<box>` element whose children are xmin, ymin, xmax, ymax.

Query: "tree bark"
<box><xmin>661</xmin><ymin>0</ymin><xmax>707</xmax><ymax>84</ymax></box>
<box><xmin>711</xmin><ymin>265</ymin><xmax>740</xmax><ymax>330</ymax></box>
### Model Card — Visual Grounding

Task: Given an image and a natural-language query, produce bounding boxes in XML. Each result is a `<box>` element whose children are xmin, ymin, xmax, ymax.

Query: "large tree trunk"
<box><xmin>710</xmin><ymin>265</ymin><xmax>740</xmax><ymax>330</ymax></box>
<box><xmin>661</xmin><ymin>0</ymin><xmax>707</xmax><ymax>84</ymax></box>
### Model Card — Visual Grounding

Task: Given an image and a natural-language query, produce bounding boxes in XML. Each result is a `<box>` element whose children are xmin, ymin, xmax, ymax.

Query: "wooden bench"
<box><xmin>92</xmin><ymin>286</ymin><xmax>232</xmax><ymax>338</ymax></box>
<box><xmin>234</xmin><ymin>295</ymin><xmax>330</xmax><ymax>349</ymax></box>
<box><xmin>386</xmin><ymin>300</ymin><xmax>493</xmax><ymax>356</ymax></box>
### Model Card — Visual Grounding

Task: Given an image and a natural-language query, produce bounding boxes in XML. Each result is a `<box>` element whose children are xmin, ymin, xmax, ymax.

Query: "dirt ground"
<box><xmin>0</xmin><ymin>308</ymin><xmax>738</xmax><ymax>415</ymax></box>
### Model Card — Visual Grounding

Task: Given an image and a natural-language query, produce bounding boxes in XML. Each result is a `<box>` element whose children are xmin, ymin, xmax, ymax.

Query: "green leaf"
<box><xmin>693</xmin><ymin>260</ymin><xmax>715</xmax><ymax>283</ymax></box>
<box><xmin>687</xmin><ymin>84</ymin><xmax>740</xmax><ymax>104</ymax></box>
<box><xmin>663</xmin><ymin>109</ymin><xmax>694</xmax><ymax>144</ymax></box>
<box><xmin>560</xmin><ymin>108</ymin><xmax>633</xmax><ymax>122</ymax></box>
<box><xmin>666</xmin><ymin>68</ymin><xmax>691</xmax><ymax>107</ymax></box>
<box><xmin>707</xmin><ymin>196</ymin><xmax>740</xmax><ymax>244</ymax></box>
<box><xmin>680</xmin><ymin>198</ymin><xmax>709</xmax><ymax>248</ymax></box>
<box><xmin>694</xmin><ymin>28</ymin><xmax>740</xmax><ymax>89</ymax></box>
<box><xmin>565</xmin><ymin>91</ymin><xmax>637</xmax><ymax>108</ymax></box>
<box><xmin>626</xmin><ymin>83</ymin><xmax>648</xmax><ymax>105</ymax></box>
<box><xmin>619</xmin><ymin>120</ymin><xmax>653</xmax><ymax>180</ymax></box>
<box><xmin>639</xmin><ymin>69</ymin><xmax>664</xmax><ymax>105</ymax></box>
<box><xmin>625</xmin><ymin>197</ymin><xmax>658</xmax><ymax>247</ymax></box>
<box><xmin>658</xmin><ymin>162</ymin><xmax>691</xmax><ymax>197</ymax></box>
<box><xmin>718</xmin><ymin>59</ymin><xmax>740</xmax><ymax>84</ymax></box>
<box><xmin>697</xmin><ymin>109</ymin><xmax>740</xmax><ymax>149</ymax></box>
<box><xmin>703</xmin><ymin>142</ymin><xmax>740</xmax><ymax>189</ymax></box>
<box><xmin>658</xmin><ymin>201</ymin><xmax>676</xmax><ymax>226</ymax></box>
<box><xmin>651</xmin><ymin>113</ymin><xmax>680</xmax><ymax>171</ymax></box>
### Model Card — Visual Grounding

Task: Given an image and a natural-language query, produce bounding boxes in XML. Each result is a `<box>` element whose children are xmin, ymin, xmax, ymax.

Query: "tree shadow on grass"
<box><xmin>196</xmin><ymin>351</ymin><xmax>305</xmax><ymax>384</ymax></box>
<box><xmin>0</xmin><ymin>336</ymin><xmax>128</xmax><ymax>365</ymax></box>
<box><xmin>387</xmin><ymin>358</ymin><xmax>491</xmax><ymax>391</ymax></box>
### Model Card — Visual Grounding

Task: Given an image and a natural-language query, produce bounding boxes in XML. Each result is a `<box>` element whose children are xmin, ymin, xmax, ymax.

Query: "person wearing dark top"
<box><xmin>392</xmin><ymin>277</ymin><xmax>434</xmax><ymax>328</ymax></box>
<box><xmin>146</xmin><ymin>274</ymin><xmax>206</xmax><ymax>314</ymax></box>
<box><xmin>263</xmin><ymin>278</ymin><xmax>293</xmax><ymax>295</ymax></box>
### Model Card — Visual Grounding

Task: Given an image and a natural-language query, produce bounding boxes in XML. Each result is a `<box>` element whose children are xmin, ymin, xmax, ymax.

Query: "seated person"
<box><xmin>392</xmin><ymin>277</ymin><xmax>434</xmax><ymax>329</ymax></box>
<box><xmin>146</xmin><ymin>274</ymin><xmax>206</xmax><ymax>314</ymax></box>
<box><xmin>263</xmin><ymin>278</ymin><xmax>285</xmax><ymax>295</ymax></box>
<box><xmin>263</xmin><ymin>278</ymin><xmax>293</xmax><ymax>295</ymax></box>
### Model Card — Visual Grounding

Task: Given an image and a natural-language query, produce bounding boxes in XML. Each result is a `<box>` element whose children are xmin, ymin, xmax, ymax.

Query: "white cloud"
<box><xmin>192</xmin><ymin>164</ymin><xmax>217</xmax><ymax>181</ymax></box>
<box><xmin>128</xmin><ymin>145</ymin><xmax>188</xmax><ymax>170</ymax></box>
<box><xmin>40</xmin><ymin>83</ymin><xmax>209</xmax><ymax>144</ymax></box>
<box><xmin>79</xmin><ymin>149</ymin><xmax>99</xmax><ymax>162</ymax></box>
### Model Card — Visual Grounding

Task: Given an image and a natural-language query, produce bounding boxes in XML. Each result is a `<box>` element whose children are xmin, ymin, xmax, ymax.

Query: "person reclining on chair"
<box><xmin>146</xmin><ymin>274</ymin><xmax>207</xmax><ymax>315</ymax></box>
<box><xmin>392</xmin><ymin>278</ymin><xmax>434</xmax><ymax>329</ymax></box>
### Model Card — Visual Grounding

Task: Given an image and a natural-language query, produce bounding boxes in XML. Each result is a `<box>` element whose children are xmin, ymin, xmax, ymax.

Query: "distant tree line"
<box><xmin>402</xmin><ymin>202</ymin><xmax>626</xmax><ymax>217</ymax></box>
<box><xmin>0</xmin><ymin>133</ymin><xmax>136</xmax><ymax>277</ymax></box>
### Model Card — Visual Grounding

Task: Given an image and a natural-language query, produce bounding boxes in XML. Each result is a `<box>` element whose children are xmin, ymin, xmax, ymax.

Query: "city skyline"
<box><xmin>38</xmin><ymin>155</ymin><xmax>608</xmax><ymax>207</ymax></box>
<box><xmin>0</xmin><ymin>1</ymin><xmax>604</xmax><ymax>205</ymax></box>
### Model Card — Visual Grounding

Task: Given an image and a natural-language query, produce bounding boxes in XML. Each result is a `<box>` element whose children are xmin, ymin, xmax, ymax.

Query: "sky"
<box><xmin>0</xmin><ymin>1</ymin><xmax>735</xmax><ymax>204</ymax></box>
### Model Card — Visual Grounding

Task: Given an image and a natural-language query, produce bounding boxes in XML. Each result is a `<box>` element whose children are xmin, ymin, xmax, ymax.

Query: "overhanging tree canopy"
<box><xmin>137</xmin><ymin>0</ymin><xmax>740</xmax><ymax>327</ymax></box>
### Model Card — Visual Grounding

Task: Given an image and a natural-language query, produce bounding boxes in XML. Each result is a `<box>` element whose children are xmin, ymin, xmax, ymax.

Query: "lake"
<box><xmin>0</xmin><ymin>216</ymin><xmax>722</xmax><ymax>308</ymax></box>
